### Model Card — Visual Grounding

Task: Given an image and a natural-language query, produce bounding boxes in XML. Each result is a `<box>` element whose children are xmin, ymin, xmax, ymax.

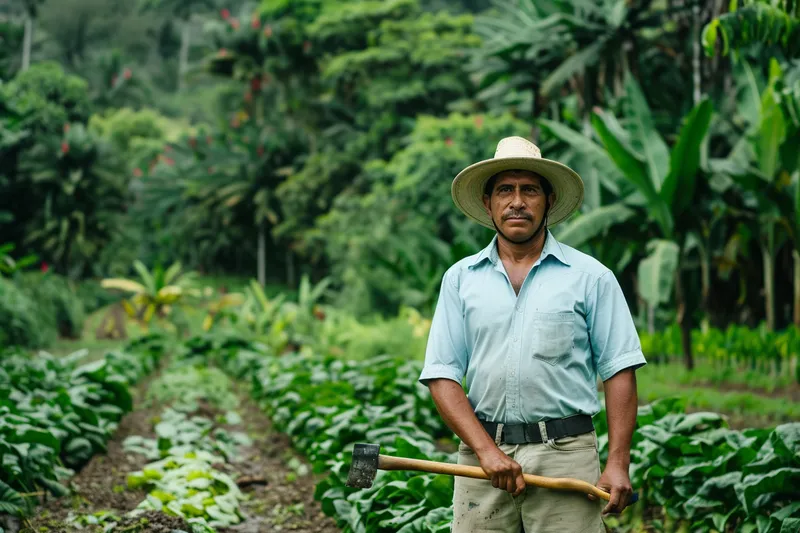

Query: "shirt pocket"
<box><xmin>530</xmin><ymin>311</ymin><xmax>574</xmax><ymax>366</ymax></box>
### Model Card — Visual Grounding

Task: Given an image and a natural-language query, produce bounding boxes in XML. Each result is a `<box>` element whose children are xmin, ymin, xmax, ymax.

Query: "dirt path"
<box><xmin>21</xmin><ymin>378</ymin><xmax>339</xmax><ymax>532</ymax></box>
<box><xmin>217</xmin><ymin>392</ymin><xmax>338</xmax><ymax>533</ymax></box>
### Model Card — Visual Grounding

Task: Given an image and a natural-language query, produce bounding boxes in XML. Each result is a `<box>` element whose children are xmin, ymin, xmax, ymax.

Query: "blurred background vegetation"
<box><xmin>1</xmin><ymin>0</ymin><xmax>799</xmax><ymax>373</ymax></box>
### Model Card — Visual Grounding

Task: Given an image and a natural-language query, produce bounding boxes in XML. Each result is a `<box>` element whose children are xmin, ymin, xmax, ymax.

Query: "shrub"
<box><xmin>17</xmin><ymin>273</ymin><xmax>85</xmax><ymax>339</ymax></box>
<box><xmin>0</xmin><ymin>277</ymin><xmax>55</xmax><ymax>349</ymax></box>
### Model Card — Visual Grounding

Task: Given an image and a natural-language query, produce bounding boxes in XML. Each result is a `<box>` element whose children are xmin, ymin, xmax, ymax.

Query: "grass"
<box><xmin>640</xmin><ymin>358</ymin><xmax>798</xmax><ymax>393</ymax></box>
<box><xmin>633</xmin><ymin>367</ymin><xmax>800</xmax><ymax>428</ymax></box>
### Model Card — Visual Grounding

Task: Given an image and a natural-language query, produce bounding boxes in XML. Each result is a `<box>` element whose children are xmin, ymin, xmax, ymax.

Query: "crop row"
<box><xmin>640</xmin><ymin>324</ymin><xmax>800</xmax><ymax>382</ymax></box>
<box><xmin>197</xmin><ymin>334</ymin><xmax>800</xmax><ymax>533</ymax></box>
<box><xmin>66</xmin><ymin>350</ymin><xmax>251</xmax><ymax>532</ymax></box>
<box><xmin>0</xmin><ymin>334</ymin><xmax>167</xmax><ymax>517</ymax></box>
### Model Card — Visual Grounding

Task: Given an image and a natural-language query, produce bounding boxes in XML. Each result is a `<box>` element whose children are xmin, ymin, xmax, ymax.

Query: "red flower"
<box><xmin>474</xmin><ymin>115</ymin><xmax>484</xmax><ymax>128</ymax></box>
<box><xmin>133</xmin><ymin>167</ymin><xmax>143</xmax><ymax>177</ymax></box>
<box><xmin>251</xmin><ymin>15</ymin><xmax>260</xmax><ymax>29</ymax></box>
<box><xmin>220</xmin><ymin>8</ymin><xmax>230</xmax><ymax>19</ymax></box>
<box><xmin>263</xmin><ymin>25</ymin><xmax>273</xmax><ymax>38</ymax></box>
<box><xmin>230</xmin><ymin>18</ymin><xmax>240</xmax><ymax>29</ymax></box>
<box><xmin>165</xmin><ymin>157</ymin><xmax>175</xmax><ymax>166</ymax></box>
<box><xmin>40</xmin><ymin>262</ymin><xmax>49</xmax><ymax>273</ymax></box>
<box><xmin>218</xmin><ymin>48</ymin><xmax>228</xmax><ymax>57</ymax></box>
<box><xmin>61</xmin><ymin>142</ymin><xmax>70</xmax><ymax>154</ymax></box>
<box><xmin>445</xmin><ymin>137</ymin><xmax>453</xmax><ymax>146</ymax></box>
<box><xmin>230</xmin><ymin>117</ymin><xmax>240</xmax><ymax>128</ymax></box>
<box><xmin>250</xmin><ymin>77</ymin><xmax>261</xmax><ymax>92</ymax></box>
<box><xmin>123</xmin><ymin>68</ymin><xmax>132</xmax><ymax>80</ymax></box>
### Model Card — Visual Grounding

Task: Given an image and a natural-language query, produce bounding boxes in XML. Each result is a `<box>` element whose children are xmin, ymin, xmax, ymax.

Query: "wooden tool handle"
<box><xmin>378</xmin><ymin>454</ymin><xmax>611</xmax><ymax>501</ymax></box>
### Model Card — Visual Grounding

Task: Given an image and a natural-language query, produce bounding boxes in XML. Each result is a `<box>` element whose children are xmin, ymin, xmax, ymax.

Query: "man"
<box><xmin>419</xmin><ymin>136</ymin><xmax>646</xmax><ymax>532</ymax></box>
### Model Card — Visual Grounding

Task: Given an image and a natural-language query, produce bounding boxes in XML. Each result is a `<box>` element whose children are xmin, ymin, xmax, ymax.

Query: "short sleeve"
<box><xmin>418</xmin><ymin>268</ymin><xmax>468</xmax><ymax>387</ymax></box>
<box><xmin>587</xmin><ymin>271</ymin><xmax>647</xmax><ymax>381</ymax></box>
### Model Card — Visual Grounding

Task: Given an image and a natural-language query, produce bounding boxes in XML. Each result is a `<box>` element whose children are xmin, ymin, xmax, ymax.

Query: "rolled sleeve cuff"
<box><xmin>418</xmin><ymin>363</ymin><xmax>464</xmax><ymax>387</ymax></box>
<box><xmin>597</xmin><ymin>348</ymin><xmax>647</xmax><ymax>382</ymax></box>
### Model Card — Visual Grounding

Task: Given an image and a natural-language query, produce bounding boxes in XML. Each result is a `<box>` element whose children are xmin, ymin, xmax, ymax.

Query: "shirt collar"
<box><xmin>467</xmin><ymin>230</ymin><xmax>570</xmax><ymax>269</ymax></box>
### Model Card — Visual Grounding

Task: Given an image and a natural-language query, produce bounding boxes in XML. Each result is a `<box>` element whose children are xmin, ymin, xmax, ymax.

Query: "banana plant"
<box><xmin>101</xmin><ymin>260</ymin><xmax>199</xmax><ymax>332</ymax></box>
<box><xmin>710</xmin><ymin>58</ymin><xmax>800</xmax><ymax>328</ymax></box>
<box><xmin>545</xmin><ymin>73</ymin><xmax>713</xmax><ymax>368</ymax></box>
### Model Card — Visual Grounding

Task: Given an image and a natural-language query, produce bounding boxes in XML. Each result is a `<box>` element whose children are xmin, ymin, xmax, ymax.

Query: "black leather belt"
<box><xmin>480</xmin><ymin>414</ymin><xmax>594</xmax><ymax>445</ymax></box>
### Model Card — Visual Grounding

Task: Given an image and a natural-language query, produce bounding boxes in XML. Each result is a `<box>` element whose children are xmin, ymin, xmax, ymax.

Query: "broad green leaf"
<box><xmin>591</xmin><ymin>110</ymin><xmax>673</xmax><ymax>237</ymax></box>
<box><xmin>622</xmin><ymin>74</ymin><xmax>670</xmax><ymax>191</ymax></box>
<box><xmin>660</xmin><ymin>98</ymin><xmax>713</xmax><ymax>215</ymax></box>
<box><xmin>735</xmin><ymin>467</ymin><xmax>800</xmax><ymax>515</ymax></box>
<box><xmin>771</xmin><ymin>423</ymin><xmax>800</xmax><ymax>463</ymax></box>
<box><xmin>554</xmin><ymin>203</ymin><xmax>637</xmax><ymax>248</ymax></box>
<box><xmin>0</xmin><ymin>479</ymin><xmax>24</xmax><ymax>515</ymax></box>
<box><xmin>637</xmin><ymin>239</ymin><xmax>680</xmax><ymax>309</ymax></box>
<box><xmin>702</xmin><ymin>3</ymin><xmax>799</xmax><ymax>58</ymax></box>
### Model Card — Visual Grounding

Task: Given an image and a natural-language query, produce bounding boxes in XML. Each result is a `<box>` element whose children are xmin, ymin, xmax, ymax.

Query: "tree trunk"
<box><xmin>286</xmin><ymin>248</ymin><xmax>295</xmax><ymax>288</ymax></box>
<box><xmin>762</xmin><ymin>241</ymin><xmax>775</xmax><ymax>331</ymax></box>
<box><xmin>22</xmin><ymin>16</ymin><xmax>33</xmax><ymax>71</ymax></box>
<box><xmin>794</xmin><ymin>250</ymin><xmax>800</xmax><ymax>327</ymax></box>
<box><xmin>257</xmin><ymin>224</ymin><xmax>266</xmax><ymax>287</ymax></box>
<box><xmin>178</xmin><ymin>22</ymin><xmax>190</xmax><ymax>90</ymax></box>
<box><xmin>692</xmin><ymin>2</ymin><xmax>702</xmax><ymax>105</ymax></box>
<box><xmin>674</xmin><ymin>265</ymin><xmax>694</xmax><ymax>370</ymax></box>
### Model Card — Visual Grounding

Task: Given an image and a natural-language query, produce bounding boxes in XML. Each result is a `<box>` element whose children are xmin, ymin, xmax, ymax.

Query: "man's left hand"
<box><xmin>592</xmin><ymin>463</ymin><xmax>632</xmax><ymax>515</ymax></box>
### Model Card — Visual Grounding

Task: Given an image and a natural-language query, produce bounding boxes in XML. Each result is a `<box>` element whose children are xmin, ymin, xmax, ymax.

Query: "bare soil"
<box><xmin>217</xmin><ymin>393</ymin><xmax>339</xmax><ymax>533</ymax></box>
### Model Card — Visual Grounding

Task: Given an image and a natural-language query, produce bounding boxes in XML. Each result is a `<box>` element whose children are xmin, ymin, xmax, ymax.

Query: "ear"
<box><xmin>482</xmin><ymin>193</ymin><xmax>492</xmax><ymax>215</ymax></box>
<box><xmin>548</xmin><ymin>191</ymin><xmax>556</xmax><ymax>209</ymax></box>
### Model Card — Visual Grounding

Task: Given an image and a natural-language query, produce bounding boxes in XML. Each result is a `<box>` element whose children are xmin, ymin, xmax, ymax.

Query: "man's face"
<box><xmin>482</xmin><ymin>171</ymin><xmax>555</xmax><ymax>244</ymax></box>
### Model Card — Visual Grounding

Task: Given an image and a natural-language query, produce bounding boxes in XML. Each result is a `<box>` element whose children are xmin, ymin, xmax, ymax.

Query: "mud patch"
<box><xmin>114</xmin><ymin>510</ymin><xmax>193</xmax><ymax>532</ymax></box>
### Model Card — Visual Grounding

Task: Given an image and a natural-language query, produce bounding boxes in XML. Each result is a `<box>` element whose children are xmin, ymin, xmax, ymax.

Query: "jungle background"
<box><xmin>1</xmin><ymin>1</ymin><xmax>800</xmax><ymax>532</ymax></box>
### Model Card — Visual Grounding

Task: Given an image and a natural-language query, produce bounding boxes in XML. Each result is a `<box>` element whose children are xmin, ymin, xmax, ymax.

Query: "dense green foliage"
<box><xmin>186</xmin><ymin>332</ymin><xmax>800</xmax><ymax>533</ymax></box>
<box><xmin>0</xmin><ymin>271</ymin><xmax>89</xmax><ymax>349</ymax></box>
<box><xmin>2</xmin><ymin>0</ymin><xmax>798</xmax><ymax>336</ymax></box>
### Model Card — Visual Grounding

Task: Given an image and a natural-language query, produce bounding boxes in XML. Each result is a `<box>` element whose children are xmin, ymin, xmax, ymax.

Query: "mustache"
<box><xmin>502</xmin><ymin>210</ymin><xmax>532</xmax><ymax>221</ymax></box>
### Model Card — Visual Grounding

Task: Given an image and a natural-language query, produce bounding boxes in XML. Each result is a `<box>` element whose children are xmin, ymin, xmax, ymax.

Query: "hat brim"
<box><xmin>451</xmin><ymin>156</ymin><xmax>584</xmax><ymax>230</ymax></box>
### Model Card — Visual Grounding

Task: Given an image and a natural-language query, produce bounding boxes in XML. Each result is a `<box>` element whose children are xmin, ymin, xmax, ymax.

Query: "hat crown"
<box><xmin>494</xmin><ymin>136</ymin><xmax>541</xmax><ymax>159</ymax></box>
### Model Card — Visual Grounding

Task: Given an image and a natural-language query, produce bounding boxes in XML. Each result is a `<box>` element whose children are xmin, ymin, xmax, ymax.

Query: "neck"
<box><xmin>496</xmin><ymin>229</ymin><xmax>548</xmax><ymax>265</ymax></box>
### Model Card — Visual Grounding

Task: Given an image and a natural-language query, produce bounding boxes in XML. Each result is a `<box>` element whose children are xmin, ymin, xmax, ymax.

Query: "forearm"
<box><xmin>428</xmin><ymin>378</ymin><xmax>497</xmax><ymax>458</ymax></box>
<box><xmin>603</xmin><ymin>369</ymin><xmax>638</xmax><ymax>468</ymax></box>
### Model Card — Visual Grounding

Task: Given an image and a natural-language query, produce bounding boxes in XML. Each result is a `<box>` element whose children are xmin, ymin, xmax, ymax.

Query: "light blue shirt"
<box><xmin>419</xmin><ymin>230</ymin><xmax>646</xmax><ymax>424</ymax></box>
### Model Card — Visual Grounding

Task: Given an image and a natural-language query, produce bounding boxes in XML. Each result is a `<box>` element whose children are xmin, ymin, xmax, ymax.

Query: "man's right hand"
<box><xmin>476</xmin><ymin>446</ymin><xmax>526</xmax><ymax>497</ymax></box>
<box><xmin>425</xmin><ymin>379</ymin><xmax>526</xmax><ymax>497</ymax></box>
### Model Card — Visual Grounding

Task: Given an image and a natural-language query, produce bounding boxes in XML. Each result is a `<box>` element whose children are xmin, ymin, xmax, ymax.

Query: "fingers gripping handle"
<box><xmin>377</xmin><ymin>454</ymin><xmax>639</xmax><ymax>505</ymax></box>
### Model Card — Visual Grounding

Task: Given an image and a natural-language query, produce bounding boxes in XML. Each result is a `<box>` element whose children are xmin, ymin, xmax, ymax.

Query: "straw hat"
<box><xmin>451</xmin><ymin>136</ymin><xmax>584</xmax><ymax>230</ymax></box>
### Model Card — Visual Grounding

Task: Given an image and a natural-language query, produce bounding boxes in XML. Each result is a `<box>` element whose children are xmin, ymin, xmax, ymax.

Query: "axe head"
<box><xmin>345</xmin><ymin>442</ymin><xmax>380</xmax><ymax>489</ymax></box>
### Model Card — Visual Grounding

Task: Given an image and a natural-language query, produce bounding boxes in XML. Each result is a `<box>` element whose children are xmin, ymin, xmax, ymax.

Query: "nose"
<box><xmin>510</xmin><ymin>188</ymin><xmax>525</xmax><ymax>209</ymax></box>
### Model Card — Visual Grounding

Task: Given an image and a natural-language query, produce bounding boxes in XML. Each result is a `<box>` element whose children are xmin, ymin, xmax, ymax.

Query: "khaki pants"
<box><xmin>452</xmin><ymin>430</ymin><xmax>606</xmax><ymax>533</ymax></box>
